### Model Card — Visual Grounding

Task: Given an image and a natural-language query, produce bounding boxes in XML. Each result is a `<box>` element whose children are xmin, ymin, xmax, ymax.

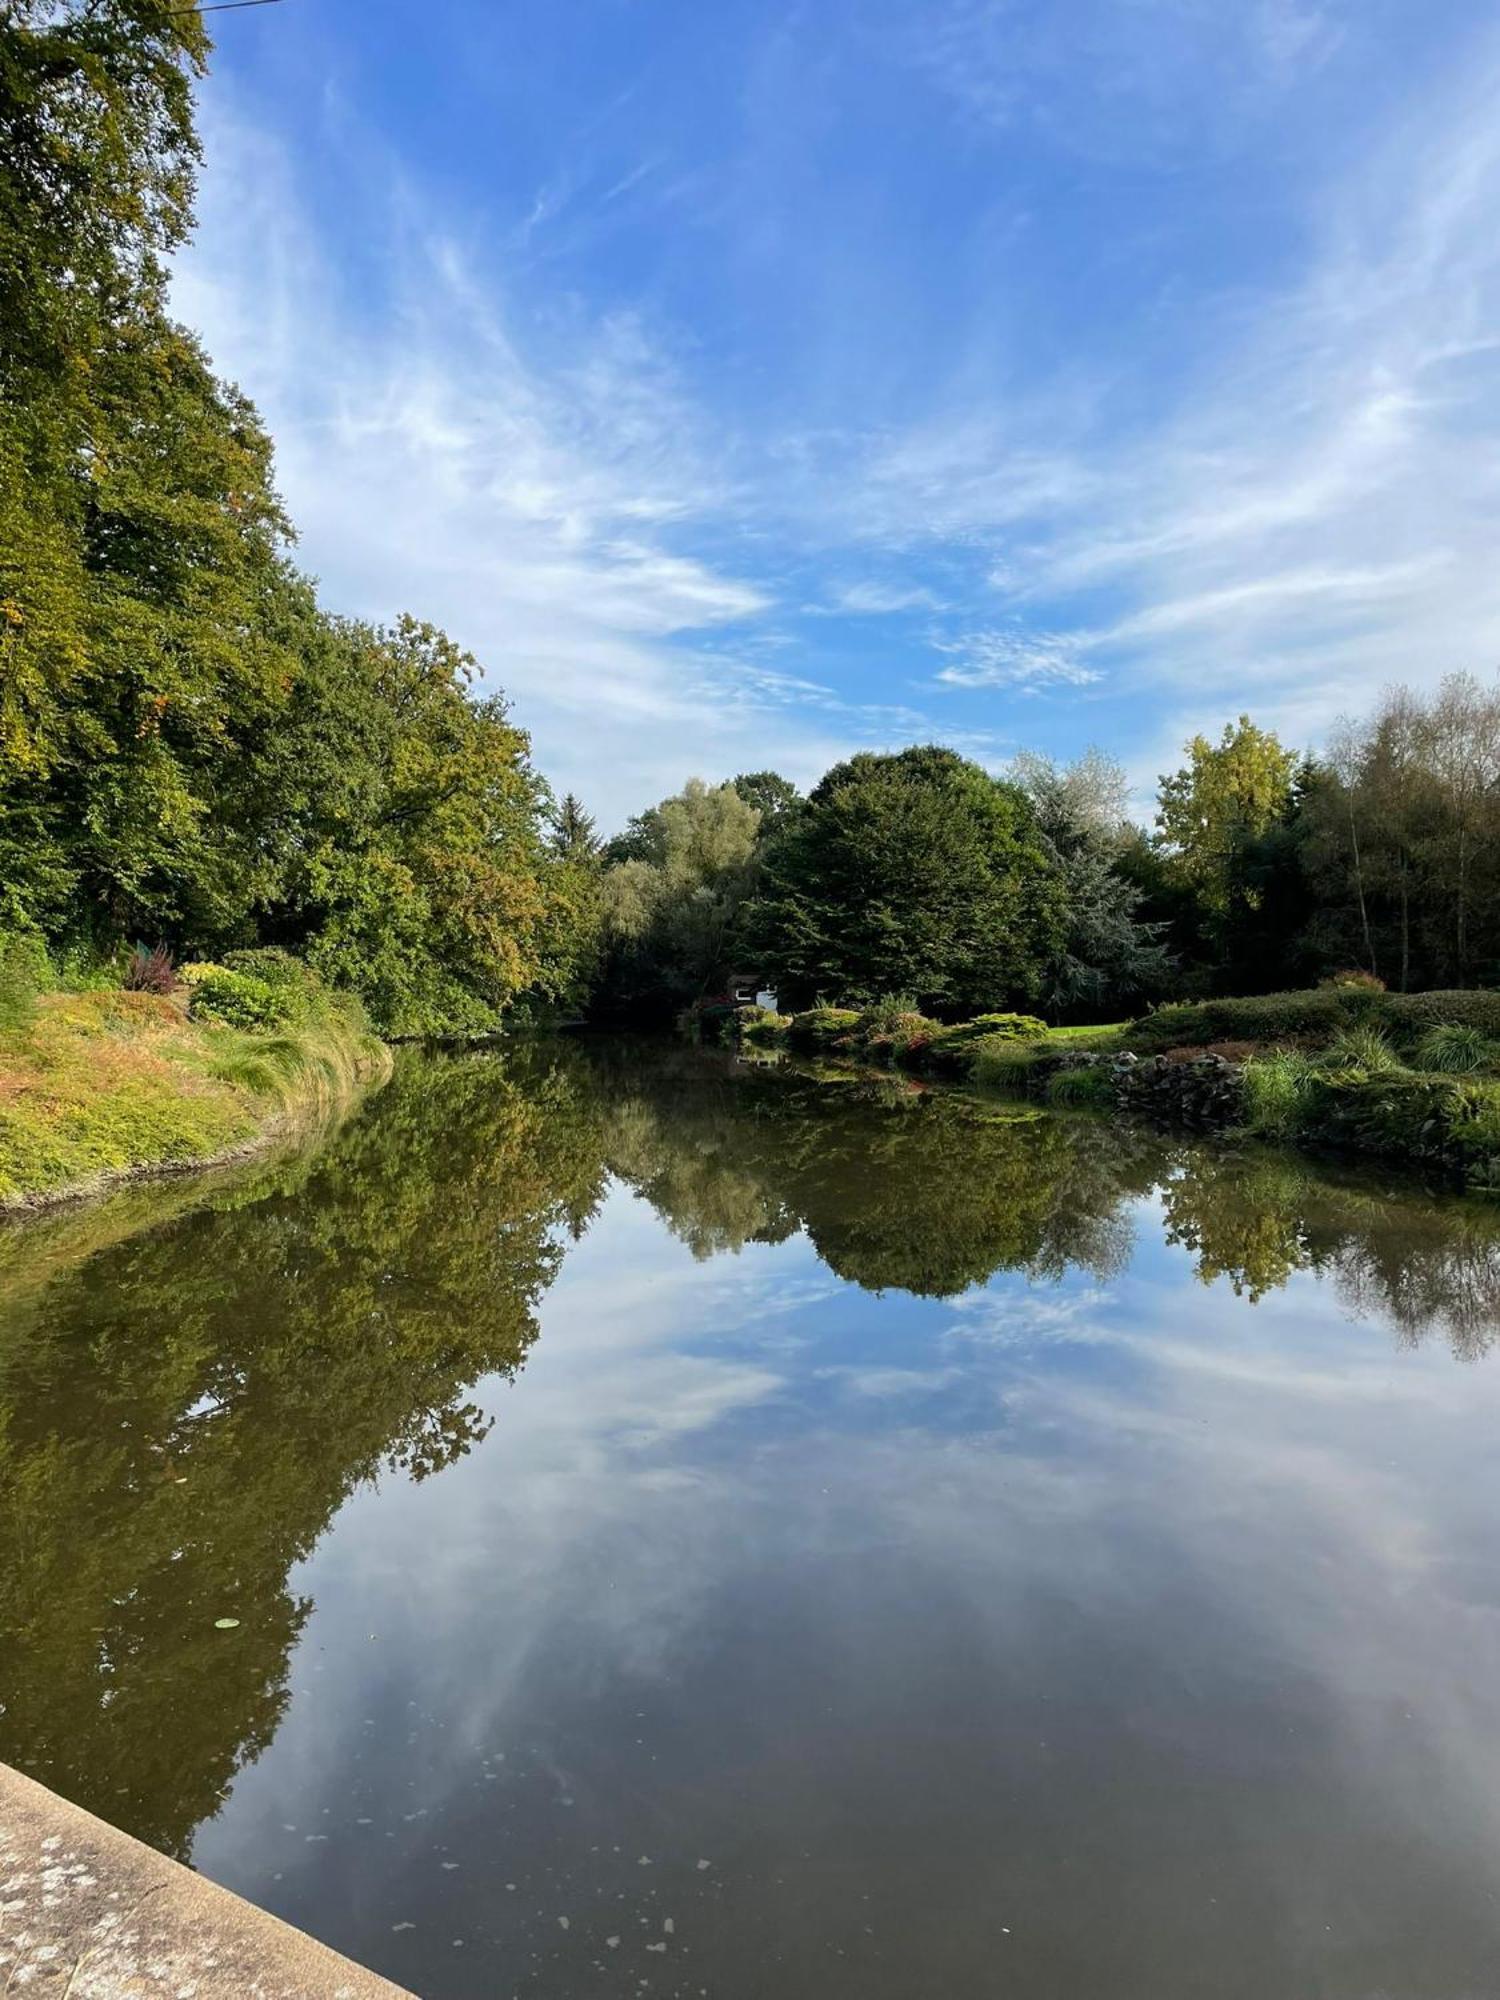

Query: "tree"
<box><xmin>1156</xmin><ymin>717</ymin><xmax>1299</xmax><ymax>919</ymax></box>
<box><xmin>237</xmin><ymin>616</ymin><xmax>595</xmax><ymax>1033</ymax></box>
<box><xmin>1009</xmin><ymin>750</ymin><xmax>1174</xmax><ymax>1016</ymax></box>
<box><xmin>595</xmin><ymin>779</ymin><xmax>763</xmax><ymax>1017</ymax></box>
<box><xmin>552</xmin><ymin>793</ymin><xmax>600</xmax><ymax>863</ymax></box>
<box><xmin>731</xmin><ymin>769</ymin><xmax>802</xmax><ymax>836</ymax></box>
<box><xmin>743</xmin><ymin>745</ymin><xmax>1065</xmax><ymax>1016</ymax></box>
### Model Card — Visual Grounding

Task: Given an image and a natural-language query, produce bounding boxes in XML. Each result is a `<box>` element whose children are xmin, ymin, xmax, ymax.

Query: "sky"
<box><xmin>173</xmin><ymin>0</ymin><xmax>1500</xmax><ymax>828</ymax></box>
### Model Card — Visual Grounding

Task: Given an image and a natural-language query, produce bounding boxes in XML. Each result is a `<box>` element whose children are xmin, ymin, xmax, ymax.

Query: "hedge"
<box><xmin>1130</xmin><ymin>987</ymin><xmax>1500</xmax><ymax>1051</ymax></box>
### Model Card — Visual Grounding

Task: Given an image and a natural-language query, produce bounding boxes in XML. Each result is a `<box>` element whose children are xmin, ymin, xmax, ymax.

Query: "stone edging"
<box><xmin>0</xmin><ymin>1762</ymin><xmax>414</xmax><ymax>1998</ymax></box>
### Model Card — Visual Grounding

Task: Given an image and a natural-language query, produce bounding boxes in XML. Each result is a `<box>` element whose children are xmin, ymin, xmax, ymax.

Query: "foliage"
<box><xmin>123</xmin><ymin>943</ymin><xmax>176</xmax><ymax>993</ymax></box>
<box><xmin>595</xmin><ymin>779</ymin><xmax>763</xmax><ymax>1018</ymax></box>
<box><xmin>1046</xmin><ymin>1065</ymin><xmax>1115</xmax><ymax>1107</ymax></box>
<box><xmin>0</xmin><ymin>929</ymin><xmax>51</xmax><ymax>1032</ymax></box>
<box><xmin>1380</xmin><ymin>989</ymin><xmax>1500</xmax><ymax>1039</ymax></box>
<box><xmin>1320</xmin><ymin>1025</ymin><xmax>1403</xmax><ymax>1076</ymax></box>
<box><xmin>785</xmin><ymin>1006</ymin><xmax>862</xmax><ymax>1051</ymax></box>
<box><xmin>0</xmin><ymin>10</ymin><xmax>601</xmax><ymax>1034</ymax></box>
<box><xmin>1132</xmin><ymin>989</ymin><xmax>1354</xmax><ymax>1048</ymax></box>
<box><xmin>1322</xmin><ymin>968</ymin><xmax>1385</xmax><ymax>991</ymax></box>
<box><xmin>731</xmin><ymin>769</ymin><xmax>802</xmax><ymax>835</ymax></box>
<box><xmin>1300</xmin><ymin>676</ymin><xmax>1500</xmax><ymax>991</ymax></box>
<box><xmin>551</xmin><ymin>793</ymin><xmax>600</xmax><ymax>862</ymax></box>
<box><xmin>1011</xmin><ymin>750</ymin><xmax>1175</xmax><ymax>1016</ymax></box>
<box><xmin>1416</xmin><ymin>1024</ymin><xmax>1498</xmax><ymax>1075</ymax></box>
<box><xmin>189</xmin><ymin>966</ymin><xmax>293</xmax><ymax>1032</ymax></box>
<box><xmin>0</xmin><ymin>975</ymin><xmax>385</xmax><ymax>1205</ymax></box>
<box><xmin>740</xmin><ymin>1008</ymin><xmax>791</xmax><ymax>1048</ymax></box>
<box><xmin>744</xmin><ymin>746</ymin><xmax>1066</xmax><ymax>1017</ymax></box>
<box><xmin>1155</xmin><ymin>716</ymin><xmax>1299</xmax><ymax>919</ymax></box>
<box><xmin>1242</xmin><ymin>1050</ymin><xmax>1317</xmax><ymax>1138</ymax></box>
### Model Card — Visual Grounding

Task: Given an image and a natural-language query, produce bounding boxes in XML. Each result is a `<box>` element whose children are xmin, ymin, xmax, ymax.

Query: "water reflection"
<box><xmin>3</xmin><ymin>1040</ymin><xmax>1500</xmax><ymax>1996</ymax></box>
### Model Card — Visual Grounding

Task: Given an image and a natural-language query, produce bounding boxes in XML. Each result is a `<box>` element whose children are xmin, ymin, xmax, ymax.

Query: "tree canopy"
<box><xmin>741</xmin><ymin>746</ymin><xmax>1067</xmax><ymax>1016</ymax></box>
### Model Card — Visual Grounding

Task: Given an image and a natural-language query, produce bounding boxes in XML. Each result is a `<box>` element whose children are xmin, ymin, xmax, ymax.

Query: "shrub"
<box><xmin>919</xmin><ymin>1012</ymin><xmax>1049</xmax><ymax>1076</ymax></box>
<box><xmin>941</xmin><ymin>1012</ymin><xmax>1048</xmax><ymax>1044</ymax></box>
<box><xmin>0</xmin><ymin>930</ymin><xmax>51</xmax><ymax>1033</ymax></box>
<box><xmin>221</xmin><ymin>947</ymin><xmax>323</xmax><ymax>1018</ymax></box>
<box><xmin>1242</xmin><ymin>1049</ymin><xmax>1317</xmax><ymax>1138</ymax></box>
<box><xmin>1132</xmin><ymin>990</ymin><xmax>1352</xmax><ymax>1048</ymax></box>
<box><xmin>1320</xmin><ymin>968</ymin><xmax>1385</xmax><ymax>991</ymax></box>
<box><xmin>123</xmin><ymin>943</ymin><xmax>177</xmax><ymax>994</ymax></box>
<box><xmin>786</xmin><ymin>1007</ymin><xmax>861</xmax><ymax>1052</ymax></box>
<box><xmin>189</xmin><ymin>966</ymin><xmax>293</xmax><ymax>1031</ymax></box>
<box><xmin>1415</xmin><ymin>1023</ymin><xmax>1497</xmax><ymax>1075</ymax></box>
<box><xmin>857</xmin><ymin>992</ymin><xmax>921</xmax><ymax>1035</ymax></box>
<box><xmin>857</xmin><ymin>1007</ymin><xmax>945</xmax><ymax>1064</ymax></box>
<box><xmin>1380</xmin><ymin>990</ymin><xmax>1500</xmax><ymax>1041</ymax></box>
<box><xmin>741</xmin><ymin>1009</ymin><xmax>791</xmax><ymax>1049</ymax></box>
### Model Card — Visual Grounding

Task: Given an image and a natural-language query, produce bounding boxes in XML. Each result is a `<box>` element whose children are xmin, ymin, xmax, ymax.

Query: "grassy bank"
<box><xmin>0</xmin><ymin>946</ymin><xmax>390</xmax><ymax>1210</ymax></box>
<box><xmin>725</xmin><ymin>987</ymin><xmax>1500</xmax><ymax>1189</ymax></box>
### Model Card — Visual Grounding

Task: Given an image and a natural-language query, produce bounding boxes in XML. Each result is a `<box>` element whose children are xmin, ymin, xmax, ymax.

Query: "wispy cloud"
<box><xmin>930</xmin><ymin>627</ymin><xmax>1104</xmax><ymax>693</ymax></box>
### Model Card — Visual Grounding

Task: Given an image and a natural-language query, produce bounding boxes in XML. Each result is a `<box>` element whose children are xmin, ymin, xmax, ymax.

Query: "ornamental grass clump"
<box><xmin>1319</xmin><ymin>1025</ymin><xmax>1403</xmax><ymax>1077</ymax></box>
<box><xmin>1415</xmin><ymin>1023</ymin><xmax>1499</xmax><ymax>1075</ymax></box>
<box><xmin>1045</xmin><ymin>1065</ymin><xmax>1114</xmax><ymax>1108</ymax></box>
<box><xmin>1242</xmin><ymin>1049</ymin><xmax>1318</xmax><ymax>1138</ymax></box>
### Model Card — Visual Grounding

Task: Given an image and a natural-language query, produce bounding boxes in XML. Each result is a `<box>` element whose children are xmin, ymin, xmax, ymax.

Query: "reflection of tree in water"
<box><xmin>596</xmin><ymin>1044</ymin><xmax>1147</xmax><ymax>1295</ymax></box>
<box><xmin>1160</xmin><ymin>1147</ymin><xmax>1500</xmax><ymax>1359</ymax></box>
<box><xmin>601</xmin><ymin>1044</ymin><xmax>1500</xmax><ymax>1353</ymax></box>
<box><xmin>5</xmin><ymin>1038</ymin><xmax>1500</xmax><ymax>1870</ymax></box>
<box><xmin>0</xmin><ymin>1049</ymin><xmax>609</xmax><ymax>1860</ymax></box>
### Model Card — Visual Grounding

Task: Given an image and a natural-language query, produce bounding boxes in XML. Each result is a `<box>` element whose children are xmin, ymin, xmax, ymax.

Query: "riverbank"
<box><xmin>0</xmin><ymin>982</ymin><xmax>391</xmax><ymax>1212</ymax></box>
<box><xmin>729</xmin><ymin>989</ymin><xmax>1500</xmax><ymax>1190</ymax></box>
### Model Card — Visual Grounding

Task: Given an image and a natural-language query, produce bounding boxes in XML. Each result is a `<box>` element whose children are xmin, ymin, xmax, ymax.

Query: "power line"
<box><xmin>169</xmin><ymin>0</ymin><xmax>285</xmax><ymax>13</ymax></box>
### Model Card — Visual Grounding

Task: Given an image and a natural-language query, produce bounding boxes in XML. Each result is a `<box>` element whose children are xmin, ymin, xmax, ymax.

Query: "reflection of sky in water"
<box><xmin>192</xmin><ymin>1177</ymin><xmax>1500</xmax><ymax>2000</ymax></box>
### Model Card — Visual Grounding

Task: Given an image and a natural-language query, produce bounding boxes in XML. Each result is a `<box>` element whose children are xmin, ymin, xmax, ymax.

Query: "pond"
<box><xmin>4</xmin><ymin>1040</ymin><xmax>1500</xmax><ymax>1998</ymax></box>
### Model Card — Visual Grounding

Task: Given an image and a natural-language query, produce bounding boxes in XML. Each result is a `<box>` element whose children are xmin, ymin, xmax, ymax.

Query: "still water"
<box><xmin>5</xmin><ymin>1040</ymin><xmax>1500</xmax><ymax>1998</ymax></box>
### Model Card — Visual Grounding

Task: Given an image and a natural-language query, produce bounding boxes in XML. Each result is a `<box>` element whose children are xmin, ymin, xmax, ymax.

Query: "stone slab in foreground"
<box><xmin>0</xmin><ymin>1763</ymin><xmax>413</xmax><ymax>1998</ymax></box>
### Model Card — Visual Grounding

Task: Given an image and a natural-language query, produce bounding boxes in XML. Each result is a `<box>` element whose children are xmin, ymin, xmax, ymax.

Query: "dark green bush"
<box><xmin>786</xmin><ymin>1007</ymin><xmax>861</xmax><ymax>1052</ymax></box>
<box><xmin>858</xmin><ymin>1008</ymin><xmax>946</xmax><ymax>1064</ymax></box>
<box><xmin>1380</xmin><ymin>990</ymin><xmax>1500</xmax><ymax>1040</ymax></box>
<box><xmin>1131</xmin><ymin>990</ymin><xmax>1354</xmax><ymax>1047</ymax></box>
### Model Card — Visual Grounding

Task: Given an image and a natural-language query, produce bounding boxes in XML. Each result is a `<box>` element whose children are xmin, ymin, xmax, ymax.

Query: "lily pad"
<box><xmin>214</xmin><ymin>1617</ymin><xmax>240</xmax><ymax>1630</ymax></box>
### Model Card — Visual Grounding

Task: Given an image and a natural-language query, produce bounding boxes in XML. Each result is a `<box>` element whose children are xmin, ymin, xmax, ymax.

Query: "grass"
<box><xmin>0</xmin><ymin>987</ymin><xmax>390</xmax><ymax>1208</ymax></box>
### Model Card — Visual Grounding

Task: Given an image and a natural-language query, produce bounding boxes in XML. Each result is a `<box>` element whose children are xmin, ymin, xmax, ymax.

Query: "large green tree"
<box><xmin>744</xmin><ymin>745</ymin><xmax>1065</xmax><ymax>1016</ymax></box>
<box><xmin>596</xmin><ymin>778</ymin><xmax>763</xmax><ymax>1017</ymax></box>
<box><xmin>1155</xmin><ymin>716</ymin><xmax>1299</xmax><ymax>918</ymax></box>
<box><xmin>1009</xmin><ymin>749</ymin><xmax>1174</xmax><ymax>1017</ymax></box>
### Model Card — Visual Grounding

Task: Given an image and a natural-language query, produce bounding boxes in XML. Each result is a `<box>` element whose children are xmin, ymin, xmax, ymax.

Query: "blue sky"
<box><xmin>176</xmin><ymin>0</ymin><xmax>1500</xmax><ymax>826</ymax></box>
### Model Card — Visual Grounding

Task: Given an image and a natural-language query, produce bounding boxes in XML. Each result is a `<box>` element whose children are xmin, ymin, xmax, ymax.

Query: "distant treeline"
<box><xmin>585</xmin><ymin>680</ymin><xmax>1500</xmax><ymax>1024</ymax></box>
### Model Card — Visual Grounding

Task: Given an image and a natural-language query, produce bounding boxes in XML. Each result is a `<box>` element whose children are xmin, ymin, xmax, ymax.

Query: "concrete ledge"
<box><xmin>0</xmin><ymin>1763</ymin><xmax>413</xmax><ymax>1998</ymax></box>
